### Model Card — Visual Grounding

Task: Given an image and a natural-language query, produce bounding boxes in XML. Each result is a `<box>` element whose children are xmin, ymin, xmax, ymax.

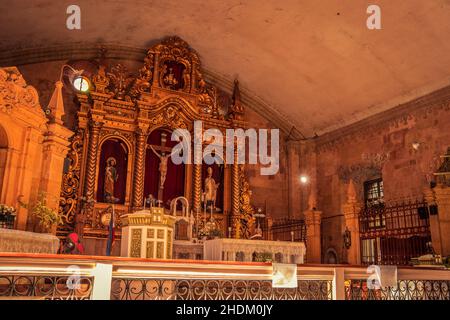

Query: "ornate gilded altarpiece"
<box><xmin>58</xmin><ymin>37</ymin><xmax>254</xmax><ymax>243</ymax></box>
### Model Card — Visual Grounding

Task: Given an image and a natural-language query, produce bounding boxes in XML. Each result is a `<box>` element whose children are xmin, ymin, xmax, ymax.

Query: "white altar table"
<box><xmin>203</xmin><ymin>238</ymin><xmax>305</xmax><ymax>264</ymax></box>
<box><xmin>0</xmin><ymin>229</ymin><xmax>60</xmax><ymax>254</ymax></box>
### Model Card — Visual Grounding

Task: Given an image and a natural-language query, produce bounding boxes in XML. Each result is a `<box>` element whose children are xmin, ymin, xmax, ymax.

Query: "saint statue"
<box><xmin>104</xmin><ymin>157</ymin><xmax>118</xmax><ymax>202</ymax></box>
<box><xmin>203</xmin><ymin>167</ymin><xmax>220</xmax><ymax>211</ymax></box>
<box><xmin>149</xmin><ymin>145</ymin><xmax>172</xmax><ymax>189</ymax></box>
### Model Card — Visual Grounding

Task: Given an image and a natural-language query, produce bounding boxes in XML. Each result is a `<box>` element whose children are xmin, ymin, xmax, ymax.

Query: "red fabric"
<box><xmin>144</xmin><ymin>128</ymin><xmax>185</xmax><ymax>208</ymax></box>
<box><xmin>202</xmin><ymin>163</ymin><xmax>224</xmax><ymax>212</ymax></box>
<box><xmin>96</xmin><ymin>139</ymin><xmax>128</xmax><ymax>204</ymax></box>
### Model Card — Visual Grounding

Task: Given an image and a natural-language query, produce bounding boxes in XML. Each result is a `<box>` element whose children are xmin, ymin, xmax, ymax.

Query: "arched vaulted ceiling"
<box><xmin>1</xmin><ymin>0</ymin><xmax>450</xmax><ymax>137</ymax></box>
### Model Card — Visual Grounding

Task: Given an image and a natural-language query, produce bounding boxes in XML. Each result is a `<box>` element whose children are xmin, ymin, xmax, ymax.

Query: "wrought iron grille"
<box><xmin>359</xmin><ymin>200</ymin><xmax>431</xmax><ymax>265</ymax></box>
<box><xmin>111</xmin><ymin>278</ymin><xmax>332</xmax><ymax>300</ymax></box>
<box><xmin>345</xmin><ymin>279</ymin><xmax>450</xmax><ymax>300</ymax></box>
<box><xmin>0</xmin><ymin>275</ymin><xmax>93</xmax><ymax>300</ymax></box>
<box><xmin>264</xmin><ymin>218</ymin><xmax>306</xmax><ymax>243</ymax></box>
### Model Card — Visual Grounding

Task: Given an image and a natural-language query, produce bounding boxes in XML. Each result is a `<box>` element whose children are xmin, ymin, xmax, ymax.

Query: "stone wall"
<box><xmin>312</xmin><ymin>86</ymin><xmax>450</xmax><ymax>263</ymax></box>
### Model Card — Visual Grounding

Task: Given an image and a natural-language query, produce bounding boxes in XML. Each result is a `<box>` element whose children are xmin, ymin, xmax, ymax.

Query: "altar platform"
<box><xmin>0</xmin><ymin>229</ymin><xmax>60</xmax><ymax>254</ymax></box>
<box><xmin>203</xmin><ymin>238</ymin><xmax>306</xmax><ymax>264</ymax></box>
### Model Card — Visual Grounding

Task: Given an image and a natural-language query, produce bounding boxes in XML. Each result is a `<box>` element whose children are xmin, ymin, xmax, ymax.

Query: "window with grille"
<box><xmin>364</xmin><ymin>178</ymin><xmax>384</xmax><ymax>207</ymax></box>
<box><xmin>363</xmin><ymin>178</ymin><xmax>385</xmax><ymax>228</ymax></box>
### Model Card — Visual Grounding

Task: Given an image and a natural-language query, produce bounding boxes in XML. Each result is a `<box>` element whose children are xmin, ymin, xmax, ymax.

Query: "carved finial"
<box><xmin>232</xmin><ymin>79</ymin><xmax>241</xmax><ymax>107</ymax></box>
<box><xmin>347</xmin><ymin>179</ymin><xmax>357</xmax><ymax>203</ymax></box>
<box><xmin>47</xmin><ymin>81</ymin><xmax>65</xmax><ymax>124</ymax></box>
<box><xmin>97</xmin><ymin>45</ymin><xmax>107</xmax><ymax>66</ymax></box>
<box><xmin>229</xmin><ymin>79</ymin><xmax>244</xmax><ymax>120</ymax></box>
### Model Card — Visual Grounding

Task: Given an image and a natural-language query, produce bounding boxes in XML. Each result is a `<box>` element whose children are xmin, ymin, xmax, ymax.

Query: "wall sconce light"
<box><xmin>59</xmin><ymin>64</ymin><xmax>89</xmax><ymax>93</ymax></box>
<box><xmin>300</xmin><ymin>175</ymin><xmax>308</xmax><ymax>184</ymax></box>
<box><xmin>343</xmin><ymin>227</ymin><xmax>351</xmax><ymax>249</ymax></box>
<box><xmin>412</xmin><ymin>142</ymin><xmax>420</xmax><ymax>151</ymax></box>
<box><xmin>72</xmin><ymin>75</ymin><xmax>90</xmax><ymax>92</ymax></box>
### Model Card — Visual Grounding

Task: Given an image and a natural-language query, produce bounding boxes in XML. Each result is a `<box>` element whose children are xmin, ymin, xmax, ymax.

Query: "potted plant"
<box><xmin>20</xmin><ymin>192</ymin><xmax>63</xmax><ymax>234</ymax></box>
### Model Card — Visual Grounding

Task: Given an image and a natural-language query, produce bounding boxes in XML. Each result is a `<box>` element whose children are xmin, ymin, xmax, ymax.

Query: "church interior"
<box><xmin>0</xmin><ymin>1</ymin><xmax>449</xmax><ymax>301</ymax></box>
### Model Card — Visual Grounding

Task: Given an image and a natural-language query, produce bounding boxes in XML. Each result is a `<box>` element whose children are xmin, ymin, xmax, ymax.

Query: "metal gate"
<box><xmin>359</xmin><ymin>200</ymin><xmax>432</xmax><ymax>265</ymax></box>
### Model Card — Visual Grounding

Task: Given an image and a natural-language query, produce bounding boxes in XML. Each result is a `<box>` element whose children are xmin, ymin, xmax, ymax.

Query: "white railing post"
<box><xmin>91</xmin><ymin>263</ymin><xmax>113</xmax><ymax>300</ymax></box>
<box><xmin>333</xmin><ymin>267</ymin><xmax>345</xmax><ymax>300</ymax></box>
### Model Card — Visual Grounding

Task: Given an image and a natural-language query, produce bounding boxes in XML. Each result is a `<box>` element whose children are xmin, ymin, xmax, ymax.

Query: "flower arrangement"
<box><xmin>0</xmin><ymin>204</ymin><xmax>16</xmax><ymax>215</ymax></box>
<box><xmin>209</xmin><ymin>228</ymin><xmax>223</xmax><ymax>239</ymax></box>
<box><xmin>0</xmin><ymin>204</ymin><xmax>17</xmax><ymax>229</ymax></box>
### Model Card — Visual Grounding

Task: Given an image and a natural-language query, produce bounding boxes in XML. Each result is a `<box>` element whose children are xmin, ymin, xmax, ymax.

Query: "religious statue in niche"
<box><xmin>163</xmin><ymin>67</ymin><xmax>178</xmax><ymax>88</ymax></box>
<box><xmin>160</xmin><ymin>61</ymin><xmax>188</xmax><ymax>91</ymax></box>
<box><xmin>104</xmin><ymin>157</ymin><xmax>118</xmax><ymax>202</ymax></box>
<box><xmin>203</xmin><ymin>167</ymin><xmax>220</xmax><ymax>212</ymax></box>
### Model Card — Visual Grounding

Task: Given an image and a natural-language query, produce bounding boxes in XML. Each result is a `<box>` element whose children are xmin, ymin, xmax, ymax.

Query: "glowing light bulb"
<box><xmin>72</xmin><ymin>76</ymin><xmax>89</xmax><ymax>92</ymax></box>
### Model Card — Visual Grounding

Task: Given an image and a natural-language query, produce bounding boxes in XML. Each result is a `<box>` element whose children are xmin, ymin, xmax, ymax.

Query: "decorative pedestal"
<box><xmin>203</xmin><ymin>238</ymin><xmax>306</xmax><ymax>264</ymax></box>
<box><xmin>120</xmin><ymin>208</ymin><xmax>176</xmax><ymax>259</ymax></box>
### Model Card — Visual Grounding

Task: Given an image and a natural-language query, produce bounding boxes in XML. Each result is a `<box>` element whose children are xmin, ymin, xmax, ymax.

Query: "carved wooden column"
<box><xmin>83</xmin><ymin>121</ymin><xmax>102</xmax><ymax>204</ymax></box>
<box><xmin>190</xmin><ymin>61</ymin><xmax>197</xmax><ymax>93</ymax></box>
<box><xmin>132</xmin><ymin>129</ymin><xmax>146</xmax><ymax>209</ymax></box>
<box><xmin>231</xmin><ymin>148</ymin><xmax>241</xmax><ymax>239</ymax></box>
<box><xmin>304</xmin><ymin>193</ymin><xmax>322</xmax><ymax>263</ymax></box>
<box><xmin>342</xmin><ymin>180</ymin><xmax>362</xmax><ymax>265</ymax></box>
<box><xmin>152</xmin><ymin>53</ymin><xmax>160</xmax><ymax>87</ymax></box>
<box><xmin>193</xmin><ymin>163</ymin><xmax>202</xmax><ymax>212</ymax></box>
<box><xmin>193</xmin><ymin>124</ymin><xmax>203</xmax><ymax>212</ymax></box>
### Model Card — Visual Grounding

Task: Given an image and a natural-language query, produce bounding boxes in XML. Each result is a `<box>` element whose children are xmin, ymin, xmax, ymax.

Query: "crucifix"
<box><xmin>146</xmin><ymin>132</ymin><xmax>174</xmax><ymax>200</ymax></box>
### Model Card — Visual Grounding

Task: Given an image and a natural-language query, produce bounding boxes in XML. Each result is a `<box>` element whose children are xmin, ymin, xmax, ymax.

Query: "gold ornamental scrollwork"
<box><xmin>59</xmin><ymin>129</ymin><xmax>84</xmax><ymax>228</ymax></box>
<box><xmin>237</xmin><ymin>165</ymin><xmax>256</xmax><ymax>239</ymax></box>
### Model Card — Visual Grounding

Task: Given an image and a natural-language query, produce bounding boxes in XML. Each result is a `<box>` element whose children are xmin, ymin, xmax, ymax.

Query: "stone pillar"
<box><xmin>342</xmin><ymin>180</ymin><xmax>362</xmax><ymax>265</ymax></box>
<box><xmin>424</xmin><ymin>187</ymin><xmax>443</xmax><ymax>255</ymax></box>
<box><xmin>287</xmin><ymin>140</ymin><xmax>301</xmax><ymax>218</ymax></box>
<box><xmin>132</xmin><ymin>129</ymin><xmax>146</xmax><ymax>209</ymax></box>
<box><xmin>433</xmin><ymin>185</ymin><xmax>450</xmax><ymax>256</ymax></box>
<box><xmin>266</xmin><ymin>216</ymin><xmax>273</xmax><ymax>240</ymax></box>
<box><xmin>304</xmin><ymin>194</ymin><xmax>322</xmax><ymax>263</ymax></box>
<box><xmin>83</xmin><ymin>121</ymin><xmax>102</xmax><ymax>203</ymax></box>
<box><xmin>39</xmin><ymin>124</ymin><xmax>73</xmax><ymax>234</ymax></box>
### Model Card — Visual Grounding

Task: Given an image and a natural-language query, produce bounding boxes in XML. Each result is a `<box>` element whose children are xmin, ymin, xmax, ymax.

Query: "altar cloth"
<box><xmin>0</xmin><ymin>229</ymin><xmax>60</xmax><ymax>254</ymax></box>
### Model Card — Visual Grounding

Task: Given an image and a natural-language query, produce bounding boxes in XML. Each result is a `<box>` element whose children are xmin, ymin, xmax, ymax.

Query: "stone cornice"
<box><xmin>315</xmin><ymin>85</ymin><xmax>450</xmax><ymax>153</ymax></box>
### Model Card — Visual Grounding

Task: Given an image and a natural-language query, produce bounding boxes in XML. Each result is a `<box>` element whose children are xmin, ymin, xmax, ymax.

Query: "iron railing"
<box><xmin>1</xmin><ymin>254</ymin><xmax>449</xmax><ymax>300</ymax></box>
<box><xmin>111</xmin><ymin>278</ymin><xmax>332</xmax><ymax>300</ymax></box>
<box><xmin>0</xmin><ymin>275</ymin><xmax>93</xmax><ymax>300</ymax></box>
<box><xmin>264</xmin><ymin>218</ymin><xmax>306</xmax><ymax>243</ymax></box>
<box><xmin>345</xmin><ymin>279</ymin><xmax>449</xmax><ymax>300</ymax></box>
<box><xmin>359</xmin><ymin>200</ymin><xmax>431</xmax><ymax>265</ymax></box>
